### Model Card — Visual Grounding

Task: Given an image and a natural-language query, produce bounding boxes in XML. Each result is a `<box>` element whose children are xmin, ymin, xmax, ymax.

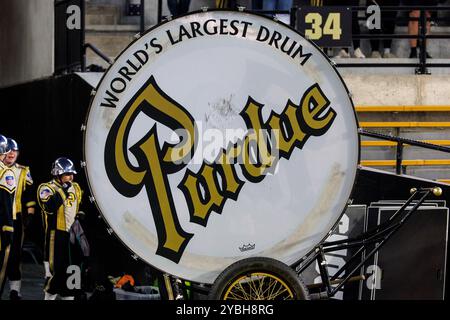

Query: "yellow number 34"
<box><xmin>305</xmin><ymin>12</ymin><xmax>342</xmax><ymax>40</ymax></box>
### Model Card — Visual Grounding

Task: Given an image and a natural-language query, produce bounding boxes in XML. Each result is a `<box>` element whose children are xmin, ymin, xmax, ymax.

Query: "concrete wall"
<box><xmin>343</xmin><ymin>75</ymin><xmax>450</xmax><ymax>106</ymax></box>
<box><xmin>0</xmin><ymin>0</ymin><xmax>54</xmax><ymax>88</ymax></box>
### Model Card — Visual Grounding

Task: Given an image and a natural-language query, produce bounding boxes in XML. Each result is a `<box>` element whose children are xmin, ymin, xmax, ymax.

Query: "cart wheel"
<box><xmin>208</xmin><ymin>257</ymin><xmax>309</xmax><ymax>300</ymax></box>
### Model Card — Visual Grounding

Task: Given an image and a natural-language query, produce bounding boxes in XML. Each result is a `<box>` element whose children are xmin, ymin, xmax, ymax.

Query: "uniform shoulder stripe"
<box><xmin>0</xmin><ymin>184</ymin><xmax>16</xmax><ymax>194</ymax></box>
<box><xmin>0</xmin><ymin>168</ymin><xmax>15</xmax><ymax>180</ymax></box>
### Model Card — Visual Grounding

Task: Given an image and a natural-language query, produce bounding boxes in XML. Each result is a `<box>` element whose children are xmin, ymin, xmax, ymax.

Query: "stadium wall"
<box><xmin>0</xmin><ymin>0</ymin><xmax>54</xmax><ymax>88</ymax></box>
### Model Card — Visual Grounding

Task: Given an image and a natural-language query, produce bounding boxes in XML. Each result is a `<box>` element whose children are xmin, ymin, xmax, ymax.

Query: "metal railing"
<box><xmin>359</xmin><ymin>128</ymin><xmax>450</xmax><ymax>175</ymax></box>
<box><xmin>294</xmin><ymin>185</ymin><xmax>442</xmax><ymax>299</ymax></box>
<box><xmin>82</xmin><ymin>43</ymin><xmax>113</xmax><ymax>71</ymax></box>
<box><xmin>328</xmin><ymin>5</ymin><xmax>450</xmax><ymax>74</ymax></box>
<box><xmin>255</xmin><ymin>5</ymin><xmax>450</xmax><ymax>74</ymax></box>
<box><xmin>70</xmin><ymin>2</ymin><xmax>450</xmax><ymax>74</ymax></box>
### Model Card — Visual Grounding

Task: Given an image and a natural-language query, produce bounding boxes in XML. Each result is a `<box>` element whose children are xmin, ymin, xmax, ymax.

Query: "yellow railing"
<box><xmin>361</xmin><ymin>159</ymin><xmax>450</xmax><ymax>166</ymax></box>
<box><xmin>361</xmin><ymin>140</ymin><xmax>450</xmax><ymax>147</ymax></box>
<box><xmin>359</xmin><ymin>122</ymin><xmax>450</xmax><ymax>128</ymax></box>
<box><xmin>356</xmin><ymin>105</ymin><xmax>450</xmax><ymax>112</ymax></box>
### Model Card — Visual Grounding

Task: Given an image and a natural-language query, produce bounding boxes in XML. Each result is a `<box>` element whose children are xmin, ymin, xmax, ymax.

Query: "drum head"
<box><xmin>84</xmin><ymin>10</ymin><xmax>359</xmax><ymax>284</ymax></box>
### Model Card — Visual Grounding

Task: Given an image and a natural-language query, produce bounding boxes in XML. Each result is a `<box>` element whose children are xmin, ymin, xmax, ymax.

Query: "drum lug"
<box><xmin>131</xmin><ymin>254</ymin><xmax>139</xmax><ymax>260</ymax></box>
<box><xmin>237</xmin><ymin>6</ymin><xmax>246</xmax><ymax>12</ymax></box>
<box><xmin>80</xmin><ymin>124</ymin><xmax>86</xmax><ymax>131</ymax></box>
<box><xmin>80</xmin><ymin>161</ymin><xmax>87</xmax><ymax>168</ymax></box>
<box><xmin>107</xmin><ymin>228</ymin><xmax>114</xmax><ymax>235</ymax></box>
<box><xmin>134</xmin><ymin>32</ymin><xmax>141</xmax><ymax>39</ymax></box>
<box><xmin>90</xmin><ymin>89</ymin><xmax>96</xmax><ymax>96</ymax></box>
<box><xmin>89</xmin><ymin>195</ymin><xmax>96</xmax><ymax>203</ymax></box>
<box><xmin>201</xmin><ymin>6</ymin><xmax>208</xmax><ymax>12</ymax></box>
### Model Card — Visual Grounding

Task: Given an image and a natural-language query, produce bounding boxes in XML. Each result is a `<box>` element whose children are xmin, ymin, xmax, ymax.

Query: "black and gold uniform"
<box><xmin>0</xmin><ymin>136</ymin><xmax>16</xmax><ymax>298</ymax></box>
<box><xmin>4</xmin><ymin>139</ymin><xmax>35</xmax><ymax>299</ymax></box>
<box><xmin>37</xmin><ymin>158</ymin><xmax>82</xmax><ymax>299</ymax></box>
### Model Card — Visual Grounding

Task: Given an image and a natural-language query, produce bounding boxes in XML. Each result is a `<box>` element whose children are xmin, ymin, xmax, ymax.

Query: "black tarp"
<box><xmin>0</xmin><ymin>74</ymin><xmax>151</xmax><ymax>289</ymax></box>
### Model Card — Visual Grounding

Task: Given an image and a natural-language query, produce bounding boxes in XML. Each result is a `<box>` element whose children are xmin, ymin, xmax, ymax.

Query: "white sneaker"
<box><xmin>335</xmin><ymin>49</ymin><xmax>351</xmax><ymax>59</ymax></box>
<box><xmin>44</xmin><ymin>292</ymin><xmax>57</xmax><ymax>300</ymax></box>
<box><xmin>353</xmin><ymin>47</ymin><xmax>366</xmax><ymax>58</ymax></box>
<box><xmin>370</xmin><ymin>50</ymin><xmax>382</xmax><ymax>58</ymax></box>
<box><xmin>383</xmin><ymin>52</ymin><xmax>397</xmax><ymax>58</ymax></box>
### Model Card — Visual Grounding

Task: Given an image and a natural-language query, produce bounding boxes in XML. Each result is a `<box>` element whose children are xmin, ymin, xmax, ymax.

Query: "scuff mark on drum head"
<box><xmin>262</xmin><ymin>163</ymin><xmax>345</xmax><ymax>257</ymax></box>
<box><xmin>122</xmin><ymin>211</ymin><xmax>158</xmax><ymax>247</ymax></box>
<box><xmin>179</xmin><ymin>253</ymin><xmax>236</xmax><ymax>276</ymax></box>
<box><xmin>101</xmin><ymin>107</ymin><xmax>116</xmax><ymax>131</ymax></box>
<box><xmin>204</xmin><ymin>94</ymin><xmax>240</xmax><ymax>128</ymax></box>
<box><xmin>122</xmin><ymin>211</ymin><xmax>240</xmax><ymax>284</ymax></box>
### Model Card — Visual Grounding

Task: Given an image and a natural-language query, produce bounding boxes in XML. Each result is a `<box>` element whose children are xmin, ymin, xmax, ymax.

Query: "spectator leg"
<box><xmin>382</xmin><ymin>0</ymin><xmax>400</xmax><ymax>51</ymax></box>
<box><xmin>277</xmin><ymin>0</ymin><xmax>293</xmax><ymax>10</ymax></box>
<box><xmin>167</xmin><ymin>0</ymin><xmax>179</xmax><ymax>16</ymax></box>
<box><xmin>179</xmin><ymin>0</ymin><xmax>191</xmax><ymax>14</ymax></box>
<box><xmin>409</xmin><ymin>10</ymin><xmax>420</xmax><ymax>49</ymax></box>
<box><xmin>263</xmin><ymin>0</ymin><xmax>277</xmax><ymax>10</ymax></box>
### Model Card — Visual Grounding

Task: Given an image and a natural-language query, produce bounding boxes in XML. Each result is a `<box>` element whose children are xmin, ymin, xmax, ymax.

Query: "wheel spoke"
<box><xmin>237</xmin><ymin>280</ymin><xmax>251</xmax><ymax>300</ymax></box>
<box><xmin>227</xmin><ymin>289</ymin><xmax>246</xmax><ymax>300</ymax></box>
<box><xmin>257</xmin><ymin>275</ymin><xmax>266</xmax><ymax>299</ymax></box>
<box><xmin>271</xmin><ymin>284</ymin><xmax>290</xmax><ymax>300</ymax></box>
<box><xmin>222</xmin><ymin>272</ymin><xmax>295</xmax><ymax>300</ymax></box>
<box><xmin>247</xmin><ymin>275</ymin><xmax>260</xmax><ymax>299</ymax></box>
<box><xmin>267</xmin><ymin>277</ymin><xmax>279</xmax><ymax>299</ymax></box>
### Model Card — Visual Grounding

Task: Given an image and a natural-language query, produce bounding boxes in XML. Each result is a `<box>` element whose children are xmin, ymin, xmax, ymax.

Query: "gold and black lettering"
<box><xmin>297</xmin><ymin>84</ymin><xmax>336</xmax><ymax>136</ymax></box>
<box><xmin>179</xmin><ymin>163</ymin><xmax>225</xmax><ymax>227</ymax></box>
<box><xmin>239</xmin><ymin>98</ymin><xmax>277</xmax><ymax>183</ymax></box>
<box><xmin>104</xmin><ymin>76</ymin><xmax>196</xmax><ymax>263</ymax></box>
<box><xmin>267</xmin><ymin>101</ymin><xmax>308</xmax><ymax>160</ymax></box>
<box><xmin>105</xmin><ymin>77</ymin><xmax>336</xmax><ymax>263</ymax></box>
<box><xmin>178</xmin><ymin>144</ymin><xmax>245</xmax><ymax>227</ymax></box>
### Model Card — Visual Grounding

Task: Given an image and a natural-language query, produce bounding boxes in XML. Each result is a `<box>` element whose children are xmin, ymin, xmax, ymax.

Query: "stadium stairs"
<box><xmin>85</xmin><ymin>2</ymin><xmax>138</xmax><ymax>69</ymax></box>
<box><xmin>357</xmin><ymin>105</ymin><xmax>450</xmax><ymax>185</ymax></box>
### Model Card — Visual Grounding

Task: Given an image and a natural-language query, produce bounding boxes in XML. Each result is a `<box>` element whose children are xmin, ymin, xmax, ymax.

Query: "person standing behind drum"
<box><xmin>2</xmin><ymin>138</ymin><xmax>35</xmax><ymax>300</ymax></box>
<box><xmin>263</xmin><ymin>0</ymin><xmax>292</xmax><ymax>11</ymax></box>
<box><xmin>37</xmin><ymin>157</ymin><xmax>82</xmax><ymax>300</ymax></box>
<box><xmin>403</xmin><ymin>0</ymin><xmax>438</xmax><ymax>58</ymax></box>
<box><xmin>329</xmin><ymin>0</ymin><xmax>366</xmax><ymax>59</ymax></box>
<box><xmin>0</xmin><ymin>134</ymin><xmax>16</xmax><ymax>300</ymax></box>
<box><xmin>368</xmin><ymin>0</ymin><xmax>400</xmax><ymax>58</ymax></box>
<box><xmin>167</xmin><ymin>0</ymin><xmax>191</xmax><ymax>17</ymax></box>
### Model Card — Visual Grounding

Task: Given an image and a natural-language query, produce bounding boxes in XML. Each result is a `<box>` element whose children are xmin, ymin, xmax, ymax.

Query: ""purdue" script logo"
<box><xmin>104</xmin><ymin>76</ymin><xmax>336</xmax><ymax>263</ymax></box>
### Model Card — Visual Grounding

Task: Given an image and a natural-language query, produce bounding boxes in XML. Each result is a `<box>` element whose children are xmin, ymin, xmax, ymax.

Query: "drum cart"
<box><xmin>170</xmin><ymin>185</ymin><xmax>442</xmax><ymax>300</ymax></box>
<box><xmin>172</xmin><ymin>130</ymin><xmax>448</xmax><ymax>300</ymax></box>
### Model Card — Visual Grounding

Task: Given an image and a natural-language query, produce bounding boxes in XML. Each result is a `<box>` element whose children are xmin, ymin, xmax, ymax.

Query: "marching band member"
<box><xmin>37</xmin><ymin>157</ymin><xmax>82</xmax><ymax>300</ymax></box>
<box><xmin>2</xmin><ymin>138</ymin><xmax>35</xmax><ymax>300</ymax></box>
<box><xmin>0</xmin><ymin>135</ymin><xmax>16</xmax><ymax>299</ymax></box>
